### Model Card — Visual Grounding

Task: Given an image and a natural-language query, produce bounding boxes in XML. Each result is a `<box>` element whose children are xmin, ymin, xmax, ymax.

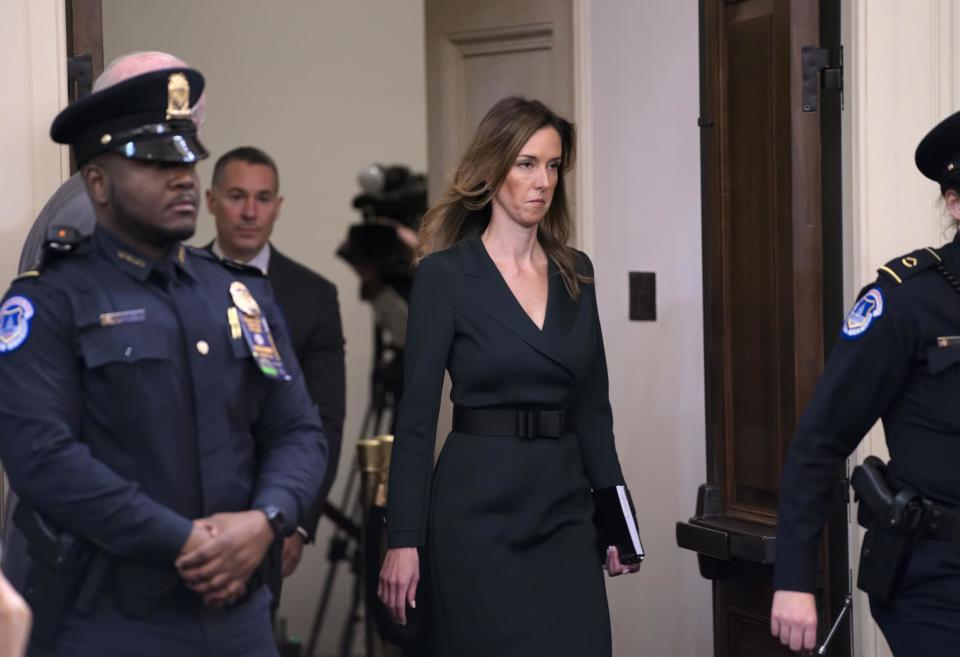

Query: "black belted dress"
<box><xmin>386</xmin><ymin>237</ymin><xmax>626</xmax><ymax>657</ymax></box>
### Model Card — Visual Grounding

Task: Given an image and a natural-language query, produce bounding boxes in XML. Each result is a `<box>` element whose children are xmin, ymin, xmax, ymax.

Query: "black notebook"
<box><xmin>593</xmin><ymin>485</ymin><xmax>645</xmax><ymax>565</ymax></box>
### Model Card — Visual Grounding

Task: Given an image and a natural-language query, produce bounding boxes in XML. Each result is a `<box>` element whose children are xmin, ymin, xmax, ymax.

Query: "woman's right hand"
<box><xmin>770</xmin><ymin>590</ymin><xmax>818</xmax><ymax>652</ymax></box>
<box><xmin>378</xmin><ymin>547</ymin><xmax>420</xmax><ymax>625</ymax></box>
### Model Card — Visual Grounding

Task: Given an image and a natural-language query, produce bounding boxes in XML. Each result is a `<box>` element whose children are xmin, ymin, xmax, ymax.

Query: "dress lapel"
<box><xmin>458</xmin><ymin>238</ymin><xmax>573</xmax><ymax>375</ymax></box>
<box><xmin>543</xmin><ymin>259</ymin><xmax>580</xmax><ymax>338</ymax></box>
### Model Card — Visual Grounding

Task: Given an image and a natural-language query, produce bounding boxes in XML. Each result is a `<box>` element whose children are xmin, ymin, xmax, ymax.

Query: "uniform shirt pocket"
<box><xmin>76</xmin><ymin>323</ymin><xmax>180</xmax><ymax>460</ymax></box>
<box><xmin>925</xmin><ymin>342</ymin><xmax>960</xmax><ymax>375</ymax></box>
<box><xmin>80</xmin><ymin>323</ymin><xmax>172</xmax><ymax>368</ymax></box>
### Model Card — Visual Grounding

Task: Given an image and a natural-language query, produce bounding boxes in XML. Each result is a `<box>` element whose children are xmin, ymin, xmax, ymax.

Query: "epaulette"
<box><xmin>877</xmin><ymin>246</ymin><xmax>943</xmax><ymax>284</ymax></box>
<box><xmin>12</xmin><ymin>270</ymin><xmax>40</xmax><ymax>283</ymax></box>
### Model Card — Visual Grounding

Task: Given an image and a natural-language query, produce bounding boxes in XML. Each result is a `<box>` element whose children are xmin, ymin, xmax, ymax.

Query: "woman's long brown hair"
<box><xmin>416</xmin><ymin>96</ymin><xmax>590</xmax><ymax>297</ymax></box>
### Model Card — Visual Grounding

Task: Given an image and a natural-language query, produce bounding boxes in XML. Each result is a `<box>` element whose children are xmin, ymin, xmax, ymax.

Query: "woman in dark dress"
<box><xmin>378</xmin><ymin>97</ymin><xmax>638</xmax><ymax>657</ymax></box>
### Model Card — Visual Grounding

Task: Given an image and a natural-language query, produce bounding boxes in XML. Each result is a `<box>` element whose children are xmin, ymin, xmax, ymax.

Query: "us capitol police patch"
<box><xmin>0</xmin><ymin>296</ymin><xmax>35</xmax><ymax>353</ymax></box>
<box><xmin>842</xmin><ymin>288</ymin><xmax>884</xmax><ymax>340</ymax></box>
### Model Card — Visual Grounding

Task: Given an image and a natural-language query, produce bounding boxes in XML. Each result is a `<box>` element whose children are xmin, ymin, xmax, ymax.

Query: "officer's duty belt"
<box><xmin>919</xmin><ymin>500</ymin><xmax>960</xmax><ymax>543</ymax></box>
<box><xmin>452</xmin><ymin>406</ymin><xmax>566</xmax><ymax>439</ymax></box>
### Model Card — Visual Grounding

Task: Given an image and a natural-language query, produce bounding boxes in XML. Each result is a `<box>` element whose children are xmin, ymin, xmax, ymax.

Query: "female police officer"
<box><xmin>771</xmin><ymin>111</ymin><xmax>960</xmax><ymax>654</ymax></box>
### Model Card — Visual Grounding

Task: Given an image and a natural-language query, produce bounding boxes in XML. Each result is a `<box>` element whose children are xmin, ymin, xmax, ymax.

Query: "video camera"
<box><xmin>336</xmin><ymin>164</ymin><xmax>426</xmax><ymax>303</ymax></box>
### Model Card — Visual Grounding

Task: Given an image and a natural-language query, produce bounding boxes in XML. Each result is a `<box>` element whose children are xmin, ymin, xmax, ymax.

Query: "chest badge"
<box><xmin>842</xmin><ymin>288</ymin><xmax>884</xmax><ymax>340</ymax></box>
<box><xmin>230</xmin><ymin>281</ymin><xmax>261</xmax><ymax>317</ymax></box>
<box><xmin>0</xmin><ymin>296</ymin><xmax>35</xmax><ymax>353</ymax></box>
<box><xmin>228</xmin><ymin>281</ymin><xmax>290</xmax><ymax>380</ymax></box>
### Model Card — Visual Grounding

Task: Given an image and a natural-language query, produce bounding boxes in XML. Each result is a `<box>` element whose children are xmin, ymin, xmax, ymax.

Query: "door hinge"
<box><xmin>801</xmin><ymin>45</ymin><xmax>843</xmax><ymax>113</ymax></box>
<box><xmin>68</xmin><ymin>54</ymin><xmax>94</xmax><ymax>102</ymax></box>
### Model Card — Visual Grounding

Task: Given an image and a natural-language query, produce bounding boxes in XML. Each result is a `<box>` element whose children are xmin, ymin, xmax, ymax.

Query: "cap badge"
<box><xmin>165</xmin><ymin>72</ymin><xmax>191</xmax><ymax>121</ymax></box>
<box><xmin>229</xmin><ymin>281</ymin><xmax>261</xmax><ymax>317</ymax></box>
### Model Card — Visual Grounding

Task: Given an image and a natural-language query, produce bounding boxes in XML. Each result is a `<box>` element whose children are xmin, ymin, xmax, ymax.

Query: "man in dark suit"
<box><xmin>206</xmin><ymin>146</ymin><xmax>346</xmax><ymax>580</ymax></box>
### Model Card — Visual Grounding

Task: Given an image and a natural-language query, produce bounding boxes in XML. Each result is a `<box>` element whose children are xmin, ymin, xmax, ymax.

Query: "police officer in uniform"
<box><xmin>0</xmin><ymin>68</ymin><xmax>326</xmax><ymax>656</ymax></box>
<box><xmin>771</xmin><ymin>111</ymin><xmax>960</xmax><ymax>655</ymax></box>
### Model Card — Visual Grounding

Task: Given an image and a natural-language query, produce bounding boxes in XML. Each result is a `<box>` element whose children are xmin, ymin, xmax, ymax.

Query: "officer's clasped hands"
<box><xmin>175</xmin><ymin>511</ymin><xmax>276</xmax><ymax>607</ymax></box>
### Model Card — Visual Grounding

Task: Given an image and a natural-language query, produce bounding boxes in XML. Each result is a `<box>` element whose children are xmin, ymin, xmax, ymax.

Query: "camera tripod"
<box><xmin>305</xmin><ymin>327</ymin><xmax>403</xmax><ymax>657</ymax></box>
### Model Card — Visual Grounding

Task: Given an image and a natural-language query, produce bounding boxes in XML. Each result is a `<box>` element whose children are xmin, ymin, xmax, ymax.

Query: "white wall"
<box><xmin>845</xmin><ymin>1</ymin><xmax>960</xmax><ymax>654</ymax></box>
<box><xmin>102</xmin><ymin>2</ymin><xmax>427</xmax><ymax>654</ymax></box>
<box><xmin>0</xmin><ymin>0</ymin><xmax>69</xmax><ymax>277</ymax></box>
<box><xmin>584</xmin><ymin>2</ymin><xmax>712</xmax><ymax>656</ymax></box>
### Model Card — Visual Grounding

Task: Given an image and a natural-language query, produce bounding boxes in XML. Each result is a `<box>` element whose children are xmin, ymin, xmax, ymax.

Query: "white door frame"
<box><xmin>573</xmin><ymin>0</ymin><xmax>595</xmax><ymax>254</ymax></box>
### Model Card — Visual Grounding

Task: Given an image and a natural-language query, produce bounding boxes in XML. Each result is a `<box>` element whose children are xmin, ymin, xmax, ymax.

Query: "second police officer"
<box><xmin>0</xmin><ymin>68</ymin><xmax>326</xmax><ymax>656</ymax></box>
<box><xmin>771</xmin><ymin>111</ymin><xmax>960</xmax><ymax>654</ymax></box>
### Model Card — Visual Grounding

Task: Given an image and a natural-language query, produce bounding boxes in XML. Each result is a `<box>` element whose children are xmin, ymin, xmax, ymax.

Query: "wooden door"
<box><xmin>676</xmin><ymin>0</ymin><xmax>847</xmax><ymax>655</ymax></box>
<box><xmin>424</xmin><ymin>0</ymin><xmax>574</xmax><ymax>204</ymax></box>
<box><xmin>65</xmin><ymin>0</ymin><xmax>103</xmax><ymax>172</ymax></box>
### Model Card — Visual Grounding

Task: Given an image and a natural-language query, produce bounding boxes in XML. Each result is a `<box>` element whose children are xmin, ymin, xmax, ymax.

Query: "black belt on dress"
<box><xmin>452</xmin><ymin>406</ymin><xmax>566</xmax><ymax>439</ymax></box>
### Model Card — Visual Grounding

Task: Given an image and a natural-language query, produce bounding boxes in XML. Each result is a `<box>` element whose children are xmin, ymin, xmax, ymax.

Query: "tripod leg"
<box><xmin>305</xmin><ymin>545</ymin><xmax>344</xmax><ymax>657</ymax></box>
<box><xmin>336</xmin><ymin>549</ymin><xmax>364</xmax><ymax>657</ymax></box>
<box><xmin>305</xmin><ymin>394</ymin><xmax>382</xmax><ymax>657</ymax></box>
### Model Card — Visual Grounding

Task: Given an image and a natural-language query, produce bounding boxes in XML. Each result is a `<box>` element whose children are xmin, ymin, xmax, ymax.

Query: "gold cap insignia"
<box><xmin>902</xmin><ymin>256</ymin><xmax>918</xmax><ymax>268</ymax></box>
<box><xmin>229</xmin><ymin>281</ymin><xmax>261</xmax><ymax>316</ymax></box>
<box><xmin>165</xmin><ymin>72</ymin><xmax>191</xmax><ymax>121</ymax></box>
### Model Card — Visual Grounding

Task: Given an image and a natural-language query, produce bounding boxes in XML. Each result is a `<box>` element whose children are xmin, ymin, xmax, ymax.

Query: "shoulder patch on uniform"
<box><xmin>842</xmin><ymin>288</ymin><xmax>884</xmax><ymax>340</ymax></box>
<box><xmin>0</xmin><ymin>296</ymin><xmax>35</xmax><ymax>353</ymax></box>
<box><xmin>877</xmin><ymin>247</ymin><xmax>940</xmax><ymax>284</ymax></box>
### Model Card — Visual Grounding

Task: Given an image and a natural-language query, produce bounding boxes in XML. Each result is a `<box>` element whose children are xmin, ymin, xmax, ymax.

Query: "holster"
<box><xmin>850</xmin><ymin>457</ymin><xmax>924</xmax><ymax>603</ymax></box>
<box><xmin>13</xmin><ymin>503</ymin><xmax>101</xmax><ymax>647</ymax></box>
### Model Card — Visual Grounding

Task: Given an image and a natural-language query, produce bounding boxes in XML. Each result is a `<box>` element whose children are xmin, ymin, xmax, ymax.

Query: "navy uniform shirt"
<box><xmin>0</xmin><ymin>226</ymin><xmax>326</xmax><ymax>568</ymax></box>
<box><xmin>774</xmin><ymin>234</ymin><xmax>960</xmax><ymax>593</ymax></box>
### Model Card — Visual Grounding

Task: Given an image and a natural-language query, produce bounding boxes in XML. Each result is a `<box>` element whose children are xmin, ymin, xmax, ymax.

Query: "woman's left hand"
<box><xmin>604</xmin><ymin>546</ymin><xmax>641</xmax><ymax>577</ymax></box>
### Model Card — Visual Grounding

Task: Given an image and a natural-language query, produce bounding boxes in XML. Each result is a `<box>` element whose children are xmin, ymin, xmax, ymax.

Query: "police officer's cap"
<box><xmin>50</xmin><ymin>67</ymin><xmax>209</xmax><ymax>166</ymax></box>
<box><xmin>915</xmin><ymin>110</ymin><xmax>960</xmax><ymax>187</ymax></box>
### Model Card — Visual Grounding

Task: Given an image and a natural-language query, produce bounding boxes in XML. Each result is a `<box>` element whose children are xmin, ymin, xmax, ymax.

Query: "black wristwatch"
<box><xmin>260</xmin><ymin>505</ymin><xmax>292</xmax><ymax>538</ymax></box>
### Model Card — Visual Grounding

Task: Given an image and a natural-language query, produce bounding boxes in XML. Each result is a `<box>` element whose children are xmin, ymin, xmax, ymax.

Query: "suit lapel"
<box><xmin>458</xmin><ymin>238</ymin><xmax>573</xmax><ymax>375</ymax></box>
<box><xmin>266</xmin><ymin>246</ymin><xmax>289</xmax><ymax>285</ymax></box>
